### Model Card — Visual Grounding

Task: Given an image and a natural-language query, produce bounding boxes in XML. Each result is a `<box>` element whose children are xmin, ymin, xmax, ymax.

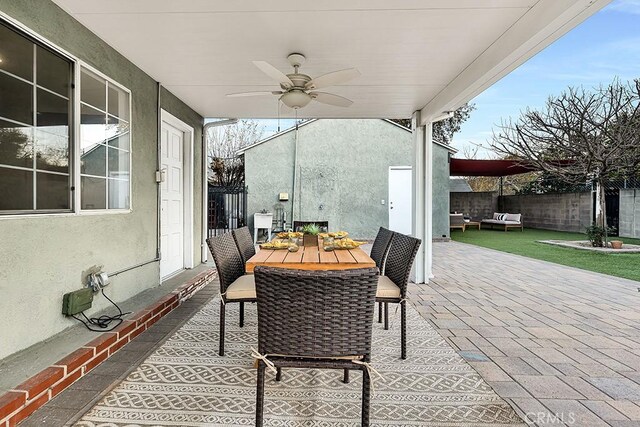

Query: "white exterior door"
<box><xmin>389</xmin><ymin>167</ymin><xmax>412</xmax><ymax>235</ymax></box>
<box><xmin>160</xmin><ymin>122</ymin><xmax>185</xmax><ymax>279</ymax></box>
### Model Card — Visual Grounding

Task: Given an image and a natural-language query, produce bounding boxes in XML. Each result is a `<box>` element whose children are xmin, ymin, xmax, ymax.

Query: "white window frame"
<box><xmin>0</xmin><ymin>12</ymin><xmax>132</xmax><ymax>219</ymax></box>
<box><xmin>76</xmin><ymin>62</ymin><xmax>133</xmax><ymax>214</ymax></box>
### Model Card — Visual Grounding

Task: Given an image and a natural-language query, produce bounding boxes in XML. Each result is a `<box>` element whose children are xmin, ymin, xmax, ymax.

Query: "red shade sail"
<box><xmin>450</xmin><ymin>158</ymin><xmax>539</xmax><ymax>177</ymax></box>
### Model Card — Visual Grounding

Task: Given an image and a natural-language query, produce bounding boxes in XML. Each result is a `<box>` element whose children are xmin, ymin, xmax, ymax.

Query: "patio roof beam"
<box><xmin>419</xmin><ymin>0</ymin><xmax>611</xmax><ymax>124</ymax></box>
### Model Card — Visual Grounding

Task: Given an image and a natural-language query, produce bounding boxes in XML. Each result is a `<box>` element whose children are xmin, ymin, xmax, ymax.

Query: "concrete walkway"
<box><xmin>409</xmin><ymin>241</ymin><xmax>640</xmax><ymax>427</ymax></box>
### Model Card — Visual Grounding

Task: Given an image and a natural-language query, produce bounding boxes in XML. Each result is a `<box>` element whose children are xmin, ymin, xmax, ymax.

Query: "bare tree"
<box><xmin>207</xmin><ymin>119</ymin><xmax>264</xmax><ymax>186</ymax></box>
<box><xmin>492</xmin><ymin>79</ymin><xmax>640</xmax><ymax>243</ymax></box>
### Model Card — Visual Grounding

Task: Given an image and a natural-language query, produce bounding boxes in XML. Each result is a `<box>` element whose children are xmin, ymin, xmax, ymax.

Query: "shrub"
<box><xmin>585</xmin><ymin>224</ymin><xmax>616</xmax><ymax>247</ymax></box>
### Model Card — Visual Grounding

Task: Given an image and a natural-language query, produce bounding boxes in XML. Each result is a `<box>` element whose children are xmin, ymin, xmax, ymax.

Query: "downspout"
<box><xmin>201</xmin><ymin>118</ymin><xmax>238</xmax><ymax>262</ymax></box>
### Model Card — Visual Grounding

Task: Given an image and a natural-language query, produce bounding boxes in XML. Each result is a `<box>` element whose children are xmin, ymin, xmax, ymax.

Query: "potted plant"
<box><xmin>301</xmin><ymin>223</ymin><xmax>320</xmax><ymax>247</ymax></box>
<box><xmin>610</xmin><ymin>240</ymin><xmax>623</xmax><ymax>249</ymax></box>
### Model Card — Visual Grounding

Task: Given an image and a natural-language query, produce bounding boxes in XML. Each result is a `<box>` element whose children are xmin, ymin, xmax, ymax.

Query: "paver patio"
<box><xmin>409</xmin><ymin>241</ymin><xmax>640</xmax><ymax>427</ymax></box>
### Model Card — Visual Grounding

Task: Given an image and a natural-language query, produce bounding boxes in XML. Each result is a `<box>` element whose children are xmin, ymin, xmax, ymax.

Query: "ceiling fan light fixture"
<box><xmin>280</xmin><ymin>90</ymin><xmax>312</xmax><ymax>109</ymax></box>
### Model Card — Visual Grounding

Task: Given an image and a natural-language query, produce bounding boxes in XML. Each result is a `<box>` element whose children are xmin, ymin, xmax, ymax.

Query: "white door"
<box><xmin>160</xmin><ymin>122</ymin><xmax>184</xmax><ymax>279</ymax></box>
<box><xmin>389</xmin><ymin>167</ymin><xmax>412</xmax><ymax>235</ymax></box>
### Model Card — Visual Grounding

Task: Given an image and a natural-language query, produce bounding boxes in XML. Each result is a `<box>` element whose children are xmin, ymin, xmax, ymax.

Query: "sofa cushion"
<box><xmin>506</xmin><ymin>213</ymin><xmax>521</xmax><ymax>222</ymax></box>
<box><xmin>482</xmin><ymin>219</ymin><xmax>521</xmax><ymax>225</ymax></box>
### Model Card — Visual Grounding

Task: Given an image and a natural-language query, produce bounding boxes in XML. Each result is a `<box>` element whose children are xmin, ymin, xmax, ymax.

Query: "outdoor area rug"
<box><xmin>75</xmin><ymin>298</ymin><xmax>525</xmax><ymax>426</ymax></box>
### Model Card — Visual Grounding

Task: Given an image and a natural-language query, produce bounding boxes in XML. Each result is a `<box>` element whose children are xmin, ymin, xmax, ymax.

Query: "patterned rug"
<box><xmin>75</xmin><ymin>299</ymin><xmax>525</xmax><ymax>426</ymax></box>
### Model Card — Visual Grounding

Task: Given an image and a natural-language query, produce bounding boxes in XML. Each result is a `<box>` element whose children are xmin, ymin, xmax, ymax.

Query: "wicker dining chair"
<box><xmin>206</xmin><ymin>233</ymin><xmax>256</xmax><ymax>356</ymax></box>
<box><xmin>376</xmin><ymin>232</ymin><xmax>421</xmax><ymax>359</ymax></box>
<box><xmin>369</xmin><ymin>227</ymin><xmax>395</xmax><ymax>323</ymax></box>
<box><xmin>232</xmin><ymin>226</ymin><xmax>256</xmax><ymax>264</ymax></box>
<box><xmin>253</xmin><ymin>266</ymin><xmax>379</xmax><ymax>427</ymax></box>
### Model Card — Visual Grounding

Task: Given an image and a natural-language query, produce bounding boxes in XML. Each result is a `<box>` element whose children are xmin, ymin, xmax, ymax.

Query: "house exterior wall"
<box><xmin>432</xmin><ymin>144</ymin><xmax>451</xmax><ymax>239</ymax></box>
<box><xmin>244</xmin><ymin>119</ymin><xmax>451</xmax><ymax>240</ymax></box>
<box><xmin>619</xmin><ymin>189</ymin><xmax>640</xmax><ymax>239</ymax></box>
<box><xmin>0</xmin><ymin>1</ymin><xmax>204</xmax><ymax>359</ymax></box>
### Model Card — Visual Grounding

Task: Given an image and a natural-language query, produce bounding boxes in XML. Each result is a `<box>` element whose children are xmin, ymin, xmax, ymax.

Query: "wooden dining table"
<box><xmin>245</xmin><ymin>239</ymin><xmax>376</xmax><ymax>273</ymax></box>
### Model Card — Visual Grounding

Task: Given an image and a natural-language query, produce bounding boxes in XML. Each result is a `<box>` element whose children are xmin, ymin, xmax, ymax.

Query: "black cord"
<box><xmin>71</xmin><ymin>289</ymin><xmax>132</xmax><ymax>332</ymax></box>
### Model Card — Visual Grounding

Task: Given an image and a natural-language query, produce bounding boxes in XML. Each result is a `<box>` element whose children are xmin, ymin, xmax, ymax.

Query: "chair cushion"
<box><xmin>226</xmin><ymin>274</ymin><xmax>256</xmax><ymax>300</ymax></box>
<box><xmin>376</xmin><ymin>275</ymin><xmax>401</xmax><ymax>298</ymax></box>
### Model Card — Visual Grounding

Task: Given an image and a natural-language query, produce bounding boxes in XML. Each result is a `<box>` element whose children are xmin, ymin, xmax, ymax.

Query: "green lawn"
<box><xmin>450</xmin><ymin>228</ymin><xmax>640</xmax><ymax>282</ymax></box>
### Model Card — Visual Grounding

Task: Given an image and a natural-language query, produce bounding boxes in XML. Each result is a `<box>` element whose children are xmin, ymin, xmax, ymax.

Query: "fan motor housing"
<box><xmin>285</xmin><ymin>73</ymin><xmax>311</xmax><ymax>89</ymax></box>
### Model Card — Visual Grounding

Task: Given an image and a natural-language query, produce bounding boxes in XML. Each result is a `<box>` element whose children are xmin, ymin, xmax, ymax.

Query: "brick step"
<box><xmin>0</xmin><ymin>269</ymin><xmax>216</xmax><ymax>427</ymax></box>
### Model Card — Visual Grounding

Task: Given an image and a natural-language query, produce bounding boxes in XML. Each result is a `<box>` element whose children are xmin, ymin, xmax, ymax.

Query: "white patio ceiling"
<box><xmin>52</xmin><ymin>0</ymin><xmax>609</xmax><ymax>123</ymax></box>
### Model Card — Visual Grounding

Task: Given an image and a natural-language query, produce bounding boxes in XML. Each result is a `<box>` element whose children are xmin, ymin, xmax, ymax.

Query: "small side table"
<box><xmin>465</xmin><ymin>221</ymin><xmax>481</xmax><ymax>230</ymax></box>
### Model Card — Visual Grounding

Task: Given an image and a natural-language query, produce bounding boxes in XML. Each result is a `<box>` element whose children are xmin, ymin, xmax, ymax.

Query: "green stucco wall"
<box><xmin>244</xmin><ymin>119</ymin><xmax>451</xmax><ymax>240</ymax></box>
<box><xmin>0</xmin><ymin>1</ymin><xmax>204</xmax><ymax>359</ymax></box>
<box><xmin>432</xmin><ymin>143</ymin><xmax>451</xmax><ymax>239</ymax></box>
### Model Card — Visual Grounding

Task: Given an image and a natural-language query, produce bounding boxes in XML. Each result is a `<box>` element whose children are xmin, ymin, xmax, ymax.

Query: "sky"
<box><xmin>210</xmin><ymin>0</ymin><xmax>640</xmax><ymax>155</ymax></box>
<box><xmin>450</xmin><ymin>0</ymin><xmax>640</xmax><ymax>158</ymax></box>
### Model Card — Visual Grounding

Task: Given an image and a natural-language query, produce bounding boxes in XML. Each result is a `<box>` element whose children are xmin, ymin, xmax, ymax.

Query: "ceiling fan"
<box><xmin>227</xmin><ymin>53</ymin><xmax>359</xmax><ymax>109</ymax></box>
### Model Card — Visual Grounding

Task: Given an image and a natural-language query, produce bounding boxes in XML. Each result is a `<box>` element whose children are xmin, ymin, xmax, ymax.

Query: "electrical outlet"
<box><xmin>62</xmin><ymin>288</ymin><xmax>93</xmax><ymax>316</ymax></box>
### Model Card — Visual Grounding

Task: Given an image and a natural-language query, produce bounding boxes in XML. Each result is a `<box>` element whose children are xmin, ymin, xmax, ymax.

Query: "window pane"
<box><xmin>36</xmin><ymin>46</ymin><xmax>70</xmax><ymax>97</ymax></box>
<box><xmin>106</xmin><ymin>116</ymin><xmax>130</xmax><ymax>150</ymax></box>
<box><xmin>109</xmin><ymin>148</ymin><xmax>129</xmax><ymax>179</ymax></box>
<box><xmin>0</xmin><ymin>72</ymin><xmax>33</xmax><ymax>124</ymax></box>
<box><xmin>81</xmin><ymin>69</ymin><xmax>106</xmax><ymax>110</ymax></box>
<box><xmin>107</xmin><ymin>147</ymin><xmax>129</xmax><ymax>178</ymax></box>
<box><xmin>108</xmin><ymin>84</ymin><xmax>129</xmax><ymax>121</ymax></box>
<box><xmin>35</xmin><ymin>129</ymin><xmax>68</xmax><ymax>173</ymax></box>
<box><xmin>36</xmin><ymin>172</ymin><xmax>69</xmax><ymax>209</ymax></box>
<box><xmin>0</xmin><ymin>119</ymin><xmax>32</xmax><ymax>168</ymax></box>
<box><xmin>35</xmin><ymin>89</ymin><xmax>69</xmax><ymax>172</ymax></box>
<box><xmin>0</xmin><ymin>166</ymin><xmax>33</xmax><ymax>210</ymax></box>
<box><xmin>81</xmin><ymin>104</ymin><xmax>106</xmax><ymax>149</ymax></box>
<box><xmin>81</xmin><ymin>143</ymin><xmax>106</xmax><ymax>177</ymax></box>
<box><xmin>37</xmin><ymin>89</ymin><xmax>69</xmax><ymax>127</ymax></box>
<box><xmin>0</xmin><ymin>23</ymin><xmax>33</xmax><ymax>81</ymax></box>
<box><xmin>108</xmin><ymin>179</ymin><xmax>129</xmax><ymax>209</ymax></box>
<box><xmin>81</xmin><ymin>176</ymin><xmax>106</xmax><ymax>209</ymax></box>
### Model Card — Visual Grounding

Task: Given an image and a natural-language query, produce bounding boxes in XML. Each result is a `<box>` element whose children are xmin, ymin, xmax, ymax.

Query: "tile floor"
<box><xmin>409</xmin><ymin>240</ymin><xmax>640</xmax><ymax>426</ymax></box>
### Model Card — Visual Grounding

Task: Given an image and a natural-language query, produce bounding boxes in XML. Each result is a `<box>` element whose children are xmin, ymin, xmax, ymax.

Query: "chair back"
<box><xmin>385</xmin><ymin>233</ymin><xmax>421</xmax><ymax>296</ymax></box>
<box><xmin>369</xmin><ymin>227</ymin><xmax>394</xmax><ymax>270</ymax></box>
<box><xmin>232</xmin><ymin>226</ymin><xmax>256</xmax><ymax>263</ymax></box>
<box><xmin>450</xmin><ymin>213</ymin><xmax>465</xmax><ymax>226</ymax></box>
<box><xmin>254</xmin><ymin>267</ymin><xmax>378</xmax><ymax>359</ymax></box>
<box><xmin>206</xmin><ymin>233</ymin><xmax>244</xmax><ymax>294</ymax></box>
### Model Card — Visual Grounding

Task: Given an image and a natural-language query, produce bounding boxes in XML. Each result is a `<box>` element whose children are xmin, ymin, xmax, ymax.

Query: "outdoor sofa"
<box><xmin>481</xmin><ymin>213</ymin><xmax>524</xmax><ymax>232</ymax></box>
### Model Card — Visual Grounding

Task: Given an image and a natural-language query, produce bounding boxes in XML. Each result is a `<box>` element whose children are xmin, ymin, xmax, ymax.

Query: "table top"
<box><xmin>245</xmin><ymin>241</ymin><xmax>376</xmax><ymax>272</ymax></box>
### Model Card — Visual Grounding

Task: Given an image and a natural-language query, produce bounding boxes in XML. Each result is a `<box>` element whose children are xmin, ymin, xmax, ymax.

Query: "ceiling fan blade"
<box><xmin>226</xmin><ymin>91</ymin><xmax>282</xmax><ymax>97</ymax></box>
<box><xmin>253</xmin><ymin>61</ymin><xmax>294</xmax><ymax>88</ymax></box>
<box><xmin>311</xmin><ymin>92</ymin><xmax>353</xmax><ymax>107</ymax></box>
<box><xmin>305</xmin><ymin>68</ymin><xmax>360</xmax><ymax>90</ymax></box>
